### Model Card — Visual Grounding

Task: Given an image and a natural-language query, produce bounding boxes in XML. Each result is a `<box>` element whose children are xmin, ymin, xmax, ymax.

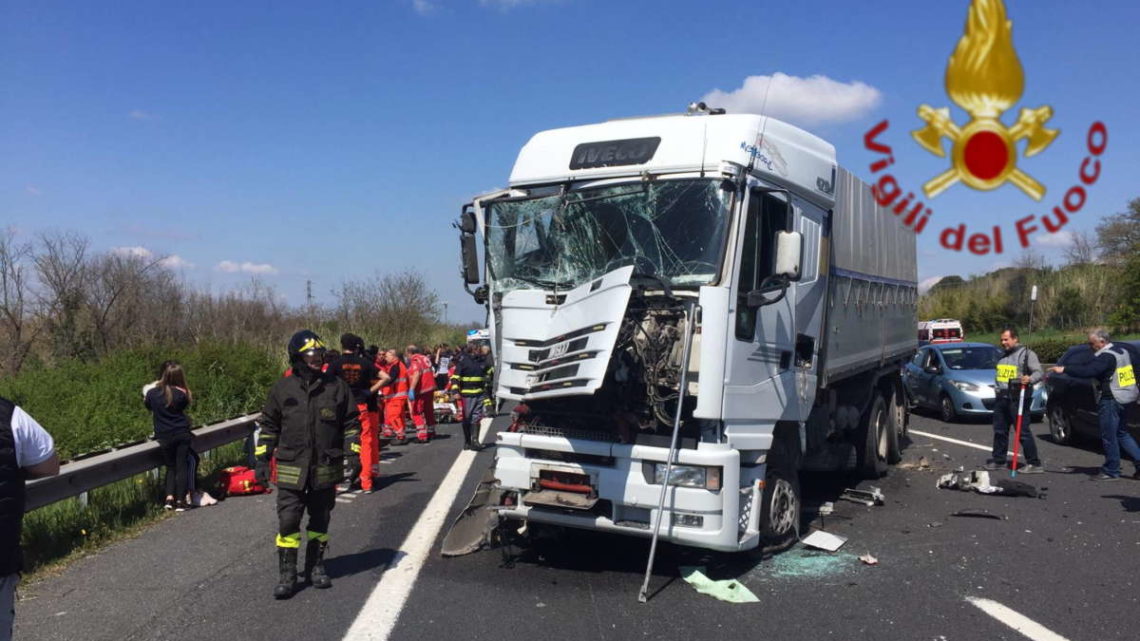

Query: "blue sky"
<box><xmin>3</xmin><ymin>0</ymin><xmax>1138</xmax><ymax>323</ymax></box>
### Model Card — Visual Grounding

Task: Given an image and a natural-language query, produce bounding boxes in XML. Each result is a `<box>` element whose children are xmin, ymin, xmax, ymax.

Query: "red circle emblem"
<box><xmin>962</xmin><ymin>131</ymin><xmax>1009</xmax><ymax>180</ymax></box>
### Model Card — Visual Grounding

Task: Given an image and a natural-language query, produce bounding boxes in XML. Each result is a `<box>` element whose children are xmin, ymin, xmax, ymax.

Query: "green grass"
<box><xmin>21</xmin><ymin>441</ymin><xmax>250</xmax><ymax>576</ymax></box>
<box><xmin>0</xmin><ymin>341</ymin><xmax>279</xmax><ymax>460</ymax></box>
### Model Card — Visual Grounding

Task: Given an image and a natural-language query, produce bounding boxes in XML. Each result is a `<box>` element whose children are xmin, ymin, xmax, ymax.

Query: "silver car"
<box><xmin>903</xmin><ymin>342</ymin><xmax>1046</xmax><ymax>422</ymax></box>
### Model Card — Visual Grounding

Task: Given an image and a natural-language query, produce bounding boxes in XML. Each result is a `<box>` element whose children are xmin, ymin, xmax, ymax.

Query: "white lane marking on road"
<box><xmin>342</xmin><ymin>447</ymin><xmax>479</xmax><ymax>641</ymax></box>
<box><xmin>910</xmin><ymin>429</ymin><xmax>1012</xmax><ymax>455</ymax></box>
<box><xmin>335</xmin><ymin>497</ymin><xmax>353</xmax><ymax>504</ymax></box>
<box><xmin>967</xmin><ymin>597</ymin><xmax>1073</xmax><ymax>641</ymax></box>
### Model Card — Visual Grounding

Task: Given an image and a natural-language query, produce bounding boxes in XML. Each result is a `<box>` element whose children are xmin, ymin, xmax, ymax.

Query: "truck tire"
<box><xmin>759</xmin><ymin>434</ymin><xmax>801</xmax><ymax>549</ymax></box>
<box><xmin>858</xmin><ymin>394</ymin><xmax>889</xmax><ymax>478</ymax></box>
<box><xmin>887</xmin><ymin>389</ymin><xmax>903</xmax><ymax>464</ymax></box>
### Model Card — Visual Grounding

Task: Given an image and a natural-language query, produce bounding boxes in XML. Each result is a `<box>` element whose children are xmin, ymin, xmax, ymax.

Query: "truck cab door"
<box><xmin>721</xmin><ymin>187</ymin><xmax>801</xmax><ymax>423</ymax></box>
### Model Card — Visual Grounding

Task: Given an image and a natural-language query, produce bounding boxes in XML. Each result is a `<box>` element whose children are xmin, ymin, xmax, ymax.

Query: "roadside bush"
<box><xmin>1025</xmin><ymin>338</ymin><xmax>1072</xmax><ymax>364</ymax></box>
<box><xmin>0</xmin><ymin>341</ymin><xmax>279</xmax><ymax>459</ymax></box>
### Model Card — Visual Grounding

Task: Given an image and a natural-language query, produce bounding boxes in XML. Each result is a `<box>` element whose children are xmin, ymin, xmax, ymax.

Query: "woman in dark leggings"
<box><xmin>144</xmin><ymin>361</ymin><xmax>194</xmax><ymax>511</ymax></box>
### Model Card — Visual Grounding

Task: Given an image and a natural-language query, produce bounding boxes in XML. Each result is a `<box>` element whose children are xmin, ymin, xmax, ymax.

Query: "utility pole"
<box><xmin>306</xmin><ymin>280</ymin><xmax>314</xmax><ymax>323</ymax></box>
<box><xmin>443</xmin><ymin>301</ymin><xmax>449</xmax><ymax>324</ymax></box>
<box><xmin>1028</xmin><ymin>285</ymin><xmax>1037</xmax><ymax>335</ymax></box>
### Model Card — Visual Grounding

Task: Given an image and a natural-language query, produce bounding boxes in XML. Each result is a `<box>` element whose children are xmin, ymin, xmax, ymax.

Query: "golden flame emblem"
<box><xmin>912</xmin><ymin>0</ymin><xmax>1058</xmax><ymax>200</ymax></box>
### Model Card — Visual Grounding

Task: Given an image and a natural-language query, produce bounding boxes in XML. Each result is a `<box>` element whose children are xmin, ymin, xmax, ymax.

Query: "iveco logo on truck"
<box><xmin>569</xmin><ymin>137</ymin><xmax>661</xmax><ymax>169</ymax></box>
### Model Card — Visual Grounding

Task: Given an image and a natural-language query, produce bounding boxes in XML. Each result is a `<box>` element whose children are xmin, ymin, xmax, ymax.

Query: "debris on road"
<box><xmin>818</xmin><ymin>501</ymin><xmax>834</xmax><ymax>516</ymax></box>
<box><xmin>801</xmin><ymin>530</ymin><xmax>848</xmax><ymax>552</ymax></box>
<box><xmin>679</xmin><ymin>567</ymin><xmax>759</xmax><ymax>604</ymax></box>
<box><xmin>840</xmin><ymin>487</ymin><xmax>885</xmax><ymax>506</ymax></box>
<box><xmin>858</xmin><ymin>553</ymin><xmax>878</xmax><ymax>566</ymax></box>
<box><xmin>950</xmin><ymin>509</ymin><xmax>1004</xmax><ymax>520</ymax></box>
<box><xmin>935</xmin><ymin>471</ymin><xmax>1041</xmax><ymax>498</ymax></box>
<box><xmin>441</xmin><ymin>468</ymin><xmax>502</xmax><ymax>557</ymax></box>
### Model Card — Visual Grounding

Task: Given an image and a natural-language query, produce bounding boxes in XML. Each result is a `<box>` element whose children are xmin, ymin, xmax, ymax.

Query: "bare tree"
<box><xmin>1063</xmin><ymin>230</ymin><xmax>1097</xmax><ymax>265</ymax></box>
<box><xmin>0</xmin><ymin>229</ymin><xmax>39</xmax><ymax>376</ymax></box>
<box><xmin>32</xmin><ymin>232</ymin><xmax>90</xmax><ymax>360</ymax></box>
<box><xmin>83</xmin><ymin>252</ymin><xmax>167</xmax><ymax>352</ymax></box>
<box><xmin>1013</xmin><ymin>249</ymin><xmax>1047</xmax><ymax>272</ymax></box>
<box><xmin>336</xmin><ymin>270</ymin><xmax>441</xmax><ymax>348</ymax></box>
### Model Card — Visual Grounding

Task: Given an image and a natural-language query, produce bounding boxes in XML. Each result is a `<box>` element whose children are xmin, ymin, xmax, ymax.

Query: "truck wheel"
<box><xmin>760</xmin><ymin>436</ymin><xmax>801</xmax><ymax>549</ymax></box>
<box><xmin>886</xmin><ymin>390</ymin><xmax>903</xmax><ymax>464</ymax></box>
<box><xmin>858</xmin><ymin>394</ymin><xmax>889</xmax><ymax>478</ymax></box>
<box><xmin>1048</xmin><ymin>406</ymin><xmax>1072</xmax><ymax>445</ymax></box>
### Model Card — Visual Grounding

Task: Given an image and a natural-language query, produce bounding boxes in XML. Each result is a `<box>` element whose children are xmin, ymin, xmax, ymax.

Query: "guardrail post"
<box><xmin>244</xmin><ymin>422</ymin><xmax>259</xmax><ymax>468</ymax></box>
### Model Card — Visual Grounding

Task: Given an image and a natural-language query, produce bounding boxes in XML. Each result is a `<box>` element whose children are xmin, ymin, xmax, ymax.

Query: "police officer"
<box><xmin>450</xmin><ymin>344</ymin><xmax>490</xmax><ymax>450</ymax></box>
<box><xmin>986</xmin><ymin>327</ymin><xmax>1044</xmax><ymax>473</ymax></box>
<box><xmin>1050</xmin><ymin>328</ymin><xmax>1140</xmax><ymax>480</ymax></box>
<box><xmin>255</xmin><ymin>330</ymin><xmax>360</xmax><ymax>599</ymax></box>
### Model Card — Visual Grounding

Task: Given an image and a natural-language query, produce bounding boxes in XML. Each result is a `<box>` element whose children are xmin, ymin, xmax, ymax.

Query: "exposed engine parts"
<box><xmin>509</xmin><ymin>294</ymin><xmax>695</xmax><ymax>443</ymax></box>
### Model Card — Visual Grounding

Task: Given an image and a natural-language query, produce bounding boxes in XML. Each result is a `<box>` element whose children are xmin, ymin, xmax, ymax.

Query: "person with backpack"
<box><xmin>144</xmin><ymin>361</ymin><xmax>196</xmax><ymax>511</ymax></box>
<box><xmin>1050</xmin><ymin>328</ymin><xmax>1140</xmax><ymax>480</ymax></box>
<box><xmin>254</xmin><ymin>330</ymin><xmax>360</xmax><ymax>599</ymax></box>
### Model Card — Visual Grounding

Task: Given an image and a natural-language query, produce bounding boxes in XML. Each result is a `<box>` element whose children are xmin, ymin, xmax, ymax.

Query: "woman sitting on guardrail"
<box><xmin>143</xmin><ymin>361</ymin><xmax>195</xmax><ymax>511</ymax></box>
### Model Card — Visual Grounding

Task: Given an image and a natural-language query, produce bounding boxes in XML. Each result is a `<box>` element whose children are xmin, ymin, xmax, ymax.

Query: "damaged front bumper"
<box><xmin>495</xmin><ymin>431</ymin><xmax>760</xmax><ymax>552</ymax></box>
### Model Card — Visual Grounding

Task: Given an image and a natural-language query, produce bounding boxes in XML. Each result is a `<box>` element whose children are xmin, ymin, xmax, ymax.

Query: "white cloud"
<box><xmin>112</xmin><ymin>246</ymin><xmax>154</xmax><ymax>259</ymax></box>
<box><xmin>129</xmin><ymin>109</ymin><xmax>155</xmax><ymax>120</ymax></box>
<box><xmin>700</xmin><ymin>73</ymin><xmax>882</xmax><ymax>126</ymax></box>
<box><xmin>918</xmin><ymin>276</ymin><xmax>944</xmax><ymax>295</ymax></box>
<box><xmin>412</xmin><ymin>0</ymin><xmax>437</xmax><ymax>14</ymax></box>
<box><xmin>25</xmin><ymin>185</ymin><xmax>42</xmax><ymax>196</ymax></box>
<box><xmin>159</xmin><ymin>255</ymin><xmax>194</xmax><ymax>269</ymax></box>
<box><xmin>1036</xmin><ymin>231</ymin><xmax>1074</xmax><ymax>248</ymax></box>
<box><xmin>217</xmin><ymin>260</ymin><xmax>278</xmax><ymax>275</ymax></box>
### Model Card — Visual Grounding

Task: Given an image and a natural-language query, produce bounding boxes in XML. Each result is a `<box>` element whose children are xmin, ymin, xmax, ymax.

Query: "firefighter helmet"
<box><xmin>287</xmin><ymin>330</ymin><xmax>327</xmax><ymax>370</ymax></box>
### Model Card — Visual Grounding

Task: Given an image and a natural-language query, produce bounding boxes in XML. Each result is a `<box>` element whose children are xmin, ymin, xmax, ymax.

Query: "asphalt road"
<box><xmin>17</xmin><ymin>412</ymin><xmax>1140</xmax><ymax>641</ymax></box>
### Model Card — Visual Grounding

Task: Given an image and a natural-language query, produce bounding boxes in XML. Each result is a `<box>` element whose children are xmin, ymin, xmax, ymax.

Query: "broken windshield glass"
<box><xmin>485</xmin><ymin>179</ymin><xmax>731</xmax><ymax>294</ymax></box>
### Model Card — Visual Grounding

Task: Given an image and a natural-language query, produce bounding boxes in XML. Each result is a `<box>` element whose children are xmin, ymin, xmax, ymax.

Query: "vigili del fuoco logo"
<box><xmin>862</xmin><ymin>0</ymin><xmax>1107</xmax><ymax>255</ymax></box>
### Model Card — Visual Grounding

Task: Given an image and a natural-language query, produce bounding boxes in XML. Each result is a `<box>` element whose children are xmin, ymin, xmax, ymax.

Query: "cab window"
<box><xmin>735</xmin><ymin>190</ymin><xmax>789</xmax><ymax>341</ymax></box>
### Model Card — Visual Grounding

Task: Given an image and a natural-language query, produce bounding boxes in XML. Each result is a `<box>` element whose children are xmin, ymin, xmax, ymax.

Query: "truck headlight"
<box><xmin>950</xmin><ymin>380</ymin><xmax>979</xmax><ymax>391</ymax></box>
<box><xmin>653</xmin><ymin>464</ymin><xmax>721</xmax><ymax>491</ymax></box>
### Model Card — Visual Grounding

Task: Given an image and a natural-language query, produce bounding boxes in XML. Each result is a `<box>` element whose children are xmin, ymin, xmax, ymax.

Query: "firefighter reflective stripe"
<box><xmin>276</xmin><ymin>532</ymin><xmax>302</xmax><ymax>548</ymax></box>
<box><xmin>996</xmin><ymin>364</ymin><xmax>1018</xmax><ymax>384</ymax></box>
<box><xmin>315</xmin><ymin>464</ymin><xmax>340</xmax><ymax>486</ymax></box>
<box><xmin>350</xmin><ymin>441</ymin><xmax>361</xmax><ymax>453</ymax></box>
<box><xmin>306</xmin><ymin>530</ymin><xmax>329</xmax><ymax>543</ymax></box>
<box><xmin>254</xmin><ymin>444</ymin><xmax>268</xmax><ymax>456</ymax></box>
<box><xmin>1119</xmin><ymin>365</ymin><xmax>1136</xmax><ymax>388</ymax></box>
<box><xmin>276</xmin><ymin>464</ymin><xmax>303</xmax><ymax>486</ymax></box>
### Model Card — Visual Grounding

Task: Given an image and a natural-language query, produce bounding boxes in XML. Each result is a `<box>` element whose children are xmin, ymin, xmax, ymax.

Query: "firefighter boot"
<box><xmin>273</xmin><ymin>548</ymin><xmax>298</xmax><ymax>599</ymax></box>
<box><xmin>304</xmin><ymin>540</ymin><xmax>332</xmax><ymax>589</ymax></box>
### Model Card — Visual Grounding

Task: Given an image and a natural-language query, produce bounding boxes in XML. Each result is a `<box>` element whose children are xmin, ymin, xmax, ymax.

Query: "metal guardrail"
<box><xmin>26</xmin><ymin>413</ymin><xmax>261</xmax><ymax>511</ymax></box>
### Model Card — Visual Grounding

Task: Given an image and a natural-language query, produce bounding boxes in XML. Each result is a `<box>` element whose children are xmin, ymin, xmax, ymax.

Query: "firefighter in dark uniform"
<box><xmin>255</xmin><ymin>330</ymin><xmax>360</xmax><ymax>599</ymax></box>
<box><xmin>450</xmin><ymin>344</ymin><xmax>491</xmax><ymax>450</ymax></box>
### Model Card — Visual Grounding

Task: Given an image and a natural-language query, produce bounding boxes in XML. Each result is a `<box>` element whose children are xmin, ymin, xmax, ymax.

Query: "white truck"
<box><xmin>455</xmin><ymin>104</ymin><xmax>917</xmax><ymax>552</ymax></box>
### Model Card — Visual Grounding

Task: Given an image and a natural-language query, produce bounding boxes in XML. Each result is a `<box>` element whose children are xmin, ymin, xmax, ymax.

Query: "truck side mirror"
<box><xmin>774</xmin><ymin>231</ymin><xmax>802</xmax><ymax>281</ymax></box>
<box><xmin>460</xmin><ymin>234</ymin><xmax>480</xmax><ymax>285</ymax></box>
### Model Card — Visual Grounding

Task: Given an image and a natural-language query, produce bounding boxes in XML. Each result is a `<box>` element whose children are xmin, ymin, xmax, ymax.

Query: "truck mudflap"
<box><xmin>494</xmin><ymin>431</ymin><xmax>760</xmax><ymax>552</ymax></box>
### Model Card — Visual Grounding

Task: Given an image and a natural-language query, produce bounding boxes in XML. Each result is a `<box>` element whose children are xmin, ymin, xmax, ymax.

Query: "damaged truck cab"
<box><xmin>457</xmin><ymin>105</ymin><xmax>917</xmax><ymax>552</ymax></box>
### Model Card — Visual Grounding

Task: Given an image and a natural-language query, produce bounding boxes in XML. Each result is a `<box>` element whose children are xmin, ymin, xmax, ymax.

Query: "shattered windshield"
<box><xmin>485</xmin><ymin>179</ymin><xmax>731</xmax><ymax>294</ymax></box>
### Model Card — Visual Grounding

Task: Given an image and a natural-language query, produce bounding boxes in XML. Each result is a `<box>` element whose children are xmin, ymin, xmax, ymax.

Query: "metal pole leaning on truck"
<box><xmin>638</xmin><ymin>300</ymin><xmax>699</xmax><ymax>603</ymax></box>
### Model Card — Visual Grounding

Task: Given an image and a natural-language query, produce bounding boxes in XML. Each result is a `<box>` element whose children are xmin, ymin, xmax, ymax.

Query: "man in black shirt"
<box><xmin>327</xmin><ymin>334</ymin><xmax>389</xmax><ymax>493</ymax></box>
